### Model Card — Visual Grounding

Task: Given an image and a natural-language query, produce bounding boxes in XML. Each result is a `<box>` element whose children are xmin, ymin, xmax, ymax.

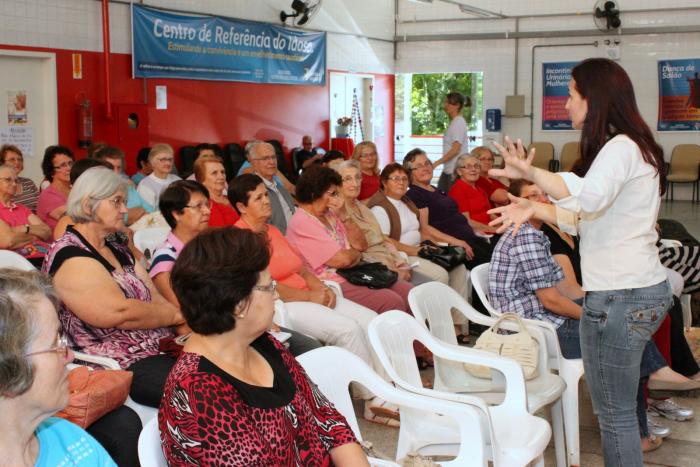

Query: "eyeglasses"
<box><xmin>53</xmin><ymin>161</ymin><xmax>74</xmax><ymax>170</ymax></box>
<box><xmin>253</xmin><ymin>280</ymin><xmax>277</xmax><ymax>294</ymax></box>
<box><xmin>359</xmin><ymin>152</ymin><xmax>377</xmax><ymax>158</ymax></box>
<box><xmin>342</xmin><ymin>174</ymin><xmax>363</xmax><ymax>183</ymax></box>
<box><xmin>0</xmin><ymin>176</ymin><xmax>19</xmax><ymax>184</ymax></box>
<box><xmin>254</xmin><ymin>156</ymin><xmax>277</xmax><ymax>162</ymax></box>
<box><xmin>25</xmin><ymin>335</ymin><xmax>70</xmax><ymax>359</ymax></box>
<box><xmin>184</xmin><ymin>201</ymin><xmax>210</xmax><ymax>212</ymax></box>
<box><xmin>388</xmin><ymin>176</ymin><xmax>409</xmax><ymax>183</ymax></box>
<box><xmin>105</xmin><ymin>196</ymin><xmax>127</xmax><ymax>208</ymax></box>
<box><xmin>458</xmin><ymin>164</ymin><xmax>481</xmax><ymax>170</ymax></box>
<box><xmin>155</xmin><ymin>157</ymin><xmax>174</xmax><ymax>163</ymax></box>
<box><xmin>479</xmin><ymin>157</ymin><xmax>494</xmax><ymax>163</ymax></box>
<box><xmin>411</xmin><ymin>161</ymin><xmax>432</xmax><ymax>171</ymax></box>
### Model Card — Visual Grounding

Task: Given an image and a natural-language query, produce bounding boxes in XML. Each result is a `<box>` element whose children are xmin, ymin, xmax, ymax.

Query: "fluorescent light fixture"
<box><xmin>408</xmin><ymin>0</ymin><xmax>434</xmax><ymax>4</ymax></box>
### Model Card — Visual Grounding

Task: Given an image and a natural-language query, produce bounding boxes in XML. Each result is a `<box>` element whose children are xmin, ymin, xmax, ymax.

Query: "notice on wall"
<box><xmin>131</xmin><ymin>4</ymin><xmax>326</xmax><ymax>86</ymax></box>
<box><xmin>658</xmin><ymin>59</ymin><xmax>700</xmax><ymax>131</ymax></box>
<box><xmin>0</xmin><ymin>126</ymin><xmax>34</xmax><ymax>157</ymax></box>
<box><xmin>7</xmin><ymin>90</ymin><xmax>27</xmax><ymax>125</ymax></box>
<box><xmin>542</xmin><ymin>62</ymin><xmax>577</xmax><ymax>130</ymax></box>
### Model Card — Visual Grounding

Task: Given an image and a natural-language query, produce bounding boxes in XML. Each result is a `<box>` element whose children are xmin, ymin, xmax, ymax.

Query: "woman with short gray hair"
<box><xmin>43</xmin><ymin>166</ymin><xmax>185</xmax><ymax>410</ymax></box>
<box><xmin>0</xmin><ymin>268</ymin><xmax>117</xmax><ymax>466</ymax></box>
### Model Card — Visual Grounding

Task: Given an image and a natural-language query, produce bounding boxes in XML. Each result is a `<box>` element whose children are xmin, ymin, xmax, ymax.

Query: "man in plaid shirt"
<box><xmin>488</xmin><ymin>221</ymin><xmax>583</xmax><ymax>358</ymax></box>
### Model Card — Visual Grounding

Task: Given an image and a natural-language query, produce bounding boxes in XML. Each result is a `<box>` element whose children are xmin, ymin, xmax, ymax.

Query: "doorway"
<box><xmin>0</xmin><ymin>50</ymin><xmax>58</xmax><ymax>184</ymax></box>
<box><xmin>329</xmin><ymin>71</ymin><xmax>374</xmax><ymax>144</ymax></box>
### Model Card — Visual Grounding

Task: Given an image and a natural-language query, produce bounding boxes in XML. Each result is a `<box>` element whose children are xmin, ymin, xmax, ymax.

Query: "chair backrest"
<box><xmin>223</xmin><ymin>143</ymin><xmax>245</xmax><ymax>180</ymax></box>
<box><xmin>138</xmin><ymin>418</ymin><xmax>168</xmax><ymax>467</ymax></box>
<box><xmin>560</xmin><ymin>141</ymin><xmax>580</xmax><ymax>172</ymax></box>
<box><xmin>133</xmin><ymin>227</ymin><xmax>171</xmax><ymax>261</ymax></box>
<box><xmin>0</xmin><ymin>250</ymin><xmax>36</xmax><ymax>271</ymax></box>
<box><xmin>670</xmin><ymin>144</ymin><xmax>700</xmax><ymax>175</ymax></box>
<box><xmin>470</xmin><ymin>263</ymin><xmax>501</xmax><ymax>318</ymax></box>
<box><xmin>527</xmin><ymin>142</ymin><xmax>554</xmax><ymax>170</ymax></box>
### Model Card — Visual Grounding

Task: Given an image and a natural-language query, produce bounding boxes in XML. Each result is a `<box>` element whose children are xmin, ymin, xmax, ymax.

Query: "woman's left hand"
<box><xmin>488</xmin><ymin>193</ymin><xmax>535</xmax><ymax>236</ymax></box>
<box><xmin>489</xmin><ymin>136</ymin><xmax>536</xmax><ymax>181</ymax></box>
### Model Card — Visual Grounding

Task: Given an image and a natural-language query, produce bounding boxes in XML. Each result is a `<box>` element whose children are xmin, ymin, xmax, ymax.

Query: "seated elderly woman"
<box><xmin>0</xmin><ymin>165</ymin><xmax>52</xmax><ymax>267</ymax></box>
<box><xmin>351</xmin><ymin>141</ymin><xmax>381</xmax><ymax>201</ymax></box>
<box><xmin>136</xmin><ymin>143</ymin><xmax>181</xmax><ymax>207</ymax></box>
<box><xmin>160</xmin><ymin>227</ymin><xmax>369</xmax><ymax>466</ymax></box>
<box><xmin>286</xmin><ymin>165</ymin><xmax>413</xmax><ymax>314</ymax></box>
<box><xmin>37</xmin><ymin>145</ymin><xmax>74</xmax><ymax>233</ymax></box>
<box><xmin>149</xmin><ymin>180</ymin><xmax>320</xmax><ymax>357</ymax></box>
<box><xmin>230</xmin><ymin>173</ymin><xmax>399</xmax><ymax>425</ymax></box>
<box><xmin>402</xmin><ymin>148</ymin><xmax>492</xmax><ymax>270</ymax></box>
<box><xmin>1</xmin><ymin>144</ymin><xmax>39</xmax><ymax>211</ymax></box>
<box><xmin>42</xmin><ymin>167</ymin><xmax>185</xmax><ymax>409</ymax></box>
<box><xmin>0</xmin><ymin>268</ymin><xmax>118</xmax><ymax>466</ymax></box>
<box><xmin>192</xmin><ymin>153</ymin><xmax>239</xmax><ymax>226</ymax></box>
<box><xmin>448</xmin><ymin>153</ymin><xmax>496</xmax><ymax>235</ymax></box>
<box><xmin>472</xmin><ymin>146</ymin><xmax>509</xmax><ymax>206</ymax></box>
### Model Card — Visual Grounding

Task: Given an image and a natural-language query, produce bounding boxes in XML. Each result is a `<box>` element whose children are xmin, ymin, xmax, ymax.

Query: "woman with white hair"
<box><xmin>42</xmin><ymin>167</ymin><xmax>185</xmax><ymax>409</ymax></box>
<box><xmin>448</xmin><ymin>153</ymin><xmax>496</xmax><ymax>235</ymax></box>
<box><xmin>136</xmin><ymin>143</ymin><xmax>181</xmax><ymax>206</ymax></box>
<box><xmin>0</xmin><ymin>268</ymin><xmax>117</xmax><ymax>466</ymax></box>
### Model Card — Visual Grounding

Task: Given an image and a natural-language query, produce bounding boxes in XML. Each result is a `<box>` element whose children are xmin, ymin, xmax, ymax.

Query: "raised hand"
<box><xmin>487</xmin><ymin>193</ymin><xmax>535</xmax><ymax>236</ymax></box>
<box><xmin>489</xmin><ymin>136</ymin><xmax>536</xmax><ymax>181</ymax></box>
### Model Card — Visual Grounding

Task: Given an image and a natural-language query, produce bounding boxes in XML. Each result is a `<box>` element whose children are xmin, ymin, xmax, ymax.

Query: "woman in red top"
<box><xmin>448</xmin><ymin>154</ymin><xmax>494</xmax><ymax>234</ymax></box>
<box><xmin>352</xmin><ymin>141</ymin><xmax>381</xmax><ymax>201</ymax></box>
<box><xmin>161</xmin><ymin>227</ymin><xmax>367</xmax><ymax>466</ymax></box>
<box><xmin>472</xmin><ymin>146</ymin><xmax>509</xmax><ymax>206</ymax></box>
<box><xmin>193</xmin><ymin>154</ymin><xmax>239</xmax><ymax>227</ymax></box>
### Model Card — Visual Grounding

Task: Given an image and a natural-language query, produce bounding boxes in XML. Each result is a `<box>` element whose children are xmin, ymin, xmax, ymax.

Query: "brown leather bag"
<box><xmin>56</xmin><ymin>366</ymin><xmax>133</xmax><ymax>428</ymax></box>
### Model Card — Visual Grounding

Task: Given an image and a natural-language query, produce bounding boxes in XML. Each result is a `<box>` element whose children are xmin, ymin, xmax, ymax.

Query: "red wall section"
<box><xmin>1</xmin><ymin>44</ymin><xmax>395</xmax><ymax>173</ymax></box>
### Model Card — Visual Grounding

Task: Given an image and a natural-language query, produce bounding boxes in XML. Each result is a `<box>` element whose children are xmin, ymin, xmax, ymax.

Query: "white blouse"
<box><xmin>371</xmin><ymin>197</ymin><xmax>422</xmax><ymax>246</ymax></box>
<box><xmin>554</xmin><ymin>134</ymin><xmax>667</xmax><ymax>291</ymax></box>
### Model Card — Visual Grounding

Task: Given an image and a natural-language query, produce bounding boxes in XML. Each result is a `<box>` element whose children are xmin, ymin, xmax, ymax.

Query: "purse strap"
<box><xmin>488</xmin><ymin>312</ymin><xmax>531</xmax><ymax>337</ymax></box>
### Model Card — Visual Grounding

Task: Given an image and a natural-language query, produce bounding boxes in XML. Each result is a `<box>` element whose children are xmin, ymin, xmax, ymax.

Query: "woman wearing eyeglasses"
<box><xmin>136</xmin><ymin>143</ymin><xmax>181</xmax><ymax>207</ymax></box>
<box><xmin>43</xmin><ymin>167</ymin><xmax>185</xmax><ymax>409</ymax></box>
<box><xmin>448</xmin><ymin>153</ymin><xmax>496</xmax><ymax>235</ymax></box>
<box><xmin>0</xmin><ymin>268</ymin><xmax>117</xmax><ymax>466</ymax></box>
<box><xmin>286</xmin><ymin>165</ymin><xmax>413</xmax><ymax>314</ymax></box>
<box><xmin>352</xmin><ymin>141</ymin><xmax>381</xmax><ymax>201</ymax></box>
<box><xmin>0</xmin><ymin>165</ymin><xmax>52</xmax><ymax>267</ymax></box>
<box><xmin>0</xmin><ymin>144</ymin><xmax>39</xmax><ymax>211</ymax></box>
<box><xmin>160</xmin><ymin>227</ymin><xmax>369</xmax><ymax>466</ymax></box>
<box><xmin>37</xmin><ymin>145</ymin><xmax>74</xmax><ymax>232</ymax></box>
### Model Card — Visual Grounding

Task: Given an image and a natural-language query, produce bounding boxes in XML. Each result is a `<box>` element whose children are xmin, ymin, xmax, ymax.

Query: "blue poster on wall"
<box><xmin>131</xmin><ymin>5</ymin><xmax>326</xmax><ymax>86</ymax></box>
<box><xmin>658</xmin><ymin>59</ymin><xmax>700</xmax><ymax>131</ymax></box>
<box><xmin>542</xmin><ymin>61</ymin><xmax>577</xmax><ymax>130</ymax></box>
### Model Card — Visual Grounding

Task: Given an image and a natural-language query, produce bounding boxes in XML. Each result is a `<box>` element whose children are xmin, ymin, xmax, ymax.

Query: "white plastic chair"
<box><xmin>367</xmin><ymin>312</ymin><xmax>551</xmax><ymax>466</ymax></box>
<box><xmin>72</xmin><ymin>351</ymin><xmax>158</xmax><ymax>427</ymax></box>
<box><xmin>660</xmin><ymin>238</ymin><xmax>693</xmax><ymax>329</ymax></box>
<box><xmin>133</xmin><ymin>227</ymin><xmax>170</xmax><ymax>263</ymax></box>
<box><xmin>138</xmin><ymin>418</ymin><xmax>167</xmax><ymax>467</ymax></box>
<box><xmin>471</xmin><ymin>263</ymin><xmax>584</xmax><ymax>467</ymax></box>
<box><xmin>0</xmin><ymin>250</ymin><xmax>36</xmax><ymax>270</ymax></box>
<box><xmin>300</xmin><ymin>346</ymin><xmax>493</xmax><ymax>466</ymax></box>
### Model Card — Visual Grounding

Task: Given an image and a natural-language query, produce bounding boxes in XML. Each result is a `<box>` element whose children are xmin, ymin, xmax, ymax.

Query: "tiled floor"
<box><xmin>351</xmin><ymin>200</ymin><xmax>700</xmax><ymax>466</ymax></box>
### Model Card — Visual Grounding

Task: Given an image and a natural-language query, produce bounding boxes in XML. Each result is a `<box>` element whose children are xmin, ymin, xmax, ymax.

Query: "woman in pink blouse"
<box><xmin>37</xmin><ymin>145</ymin><xmax>74</xmax><ymax>233</ymax></box>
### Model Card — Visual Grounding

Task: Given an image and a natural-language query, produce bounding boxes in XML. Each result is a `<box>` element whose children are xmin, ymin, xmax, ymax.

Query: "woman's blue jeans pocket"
<box><xmin>624</xmin><ymin>300</ymin><xmax>669</xmax><ymax>351</ymax></box>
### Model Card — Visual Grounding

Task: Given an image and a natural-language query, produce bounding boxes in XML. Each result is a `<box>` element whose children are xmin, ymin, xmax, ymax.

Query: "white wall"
<box><xmin>0</xmin><ymin>0</ymin><xmax>395</xmax><ymax>74</ymax></box>
<box><xmin>396</xmin><ymin>2</ymin><xmax>700</xmax><ymax>199</ymax></box>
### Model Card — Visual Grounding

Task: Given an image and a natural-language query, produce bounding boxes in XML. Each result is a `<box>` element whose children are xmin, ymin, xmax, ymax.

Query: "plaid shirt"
<box><xmin>489</xmin><ymin>223</ymin><xmax>566</xmax><ymax>328</ymax></box>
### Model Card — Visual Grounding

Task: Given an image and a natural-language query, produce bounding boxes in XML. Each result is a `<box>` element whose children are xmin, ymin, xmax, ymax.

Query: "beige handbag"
<box><xmin>464</xmin><ymin>313</ymin><xmax>539</xmax><ymax>380</ymax></box>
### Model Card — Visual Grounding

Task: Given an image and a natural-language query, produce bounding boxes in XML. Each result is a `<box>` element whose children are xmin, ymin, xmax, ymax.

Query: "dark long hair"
<box><xmin>570</xmin><ymin>58</ymin><xmax>665</xmax><ymax>194</ymax></box>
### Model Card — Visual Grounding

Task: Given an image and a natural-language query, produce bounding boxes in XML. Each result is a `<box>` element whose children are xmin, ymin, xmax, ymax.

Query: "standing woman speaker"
<box><xmin>434</xmin><ymin>92</ymin><xmax>471</xmax><ymax>193</ymax></box>
<box><xmin>488</xmin><ymin>58</ymin><xmax>672</xmax><ymax>467</ymax></box>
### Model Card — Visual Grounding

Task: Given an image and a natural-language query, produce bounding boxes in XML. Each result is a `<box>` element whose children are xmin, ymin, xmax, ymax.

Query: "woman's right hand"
<box><xmin>489</xmin><ymin>136</ymin><xmax>536</xmax><ymax>181</ymax></box>
<box><xmin>488</xmin><ymin>193</ymin><xmax>535</xmax><ymax>236</ymax></box>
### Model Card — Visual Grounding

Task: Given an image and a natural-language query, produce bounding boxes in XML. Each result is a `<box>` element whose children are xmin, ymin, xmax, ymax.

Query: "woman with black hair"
<box><xmin>489</xmin><ymin>58</ymin><xmax>672</xmax><ymax>465</ymax></box>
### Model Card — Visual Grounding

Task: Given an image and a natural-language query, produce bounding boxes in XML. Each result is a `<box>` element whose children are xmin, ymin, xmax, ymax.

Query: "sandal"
<box><xmin>456</xmin><ymin>333</ymin><xmax>470</xmax><ymax>345</ymax></box>
<box><xmin>364</xmin><ymin>399</ymin><xmax>400</xmax><ymax>427</ymax></box>
<box><xmin>641</xmin><ymin>434</ymin><xmax>663</xmax><ymax>453</ymax></box>
<box><xmin>416</xmin><ymin>356</ymin><xmax>434</xmax><ymax>370</ymax></box>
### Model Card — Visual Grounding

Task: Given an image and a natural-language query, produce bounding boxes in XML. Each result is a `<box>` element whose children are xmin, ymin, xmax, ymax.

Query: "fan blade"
<box><xmin>297</xmin><ymin>12</ymin><xmax>310</xmax><ymax>26</ymax></box>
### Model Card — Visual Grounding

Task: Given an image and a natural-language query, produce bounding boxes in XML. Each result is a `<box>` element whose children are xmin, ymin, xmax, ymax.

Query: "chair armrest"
<box><xmin>324</xmin><ymin>280</ymin><xmax>344</xmax><ymax>299</ymax></box>
<box><xmin>72</xmin><ymin>351</ymin><xmax>122</xmax><ymax>370</ymax></box>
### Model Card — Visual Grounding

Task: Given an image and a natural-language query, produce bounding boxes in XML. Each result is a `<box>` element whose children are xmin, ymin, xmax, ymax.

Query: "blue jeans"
<box><xmin>580</xmin><ymin>280</ymin><xmax>672</xmax><ymax>467</ymax></box>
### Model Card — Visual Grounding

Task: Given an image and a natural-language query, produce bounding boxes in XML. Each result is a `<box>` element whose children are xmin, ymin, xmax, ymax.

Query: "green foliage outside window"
<box><xmin>410</xmin><ymin>72</ymin><xmax>482</xmax><ymax>135</ymax></box>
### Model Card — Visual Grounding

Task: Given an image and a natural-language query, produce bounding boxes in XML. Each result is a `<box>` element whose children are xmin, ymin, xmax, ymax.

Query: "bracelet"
<box><xmin>25</xmin><ymin>224</ymin><xmax>30</xmax><ymax>234</ymax></box>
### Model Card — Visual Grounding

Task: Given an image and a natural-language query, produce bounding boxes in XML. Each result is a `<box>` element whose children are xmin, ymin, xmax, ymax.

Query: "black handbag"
<box><xmin>337</xmin><ymin>262</ymin><xmax>399</xmax><ymax>289</ymax></box>
<box><xmin>418</xmin><ymin>240</ymin><xmax>466</xmax><ymax>271</ymax></box>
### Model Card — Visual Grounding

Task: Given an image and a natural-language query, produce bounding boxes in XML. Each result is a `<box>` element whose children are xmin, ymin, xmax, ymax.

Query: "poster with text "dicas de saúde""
<box><xmin>658</xmin><ymin>59</ymin><xmax>700</xmax><ymax>131</ymax></box>
<box><xmin>542</xmin><ymin>62</ymin><xmax>578</xmax><ymax>130</ymax></box>
<box><xmin>131</xmin><ymin>5</ymin><xmax>326</xmax><ymax>86</ymax></box>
